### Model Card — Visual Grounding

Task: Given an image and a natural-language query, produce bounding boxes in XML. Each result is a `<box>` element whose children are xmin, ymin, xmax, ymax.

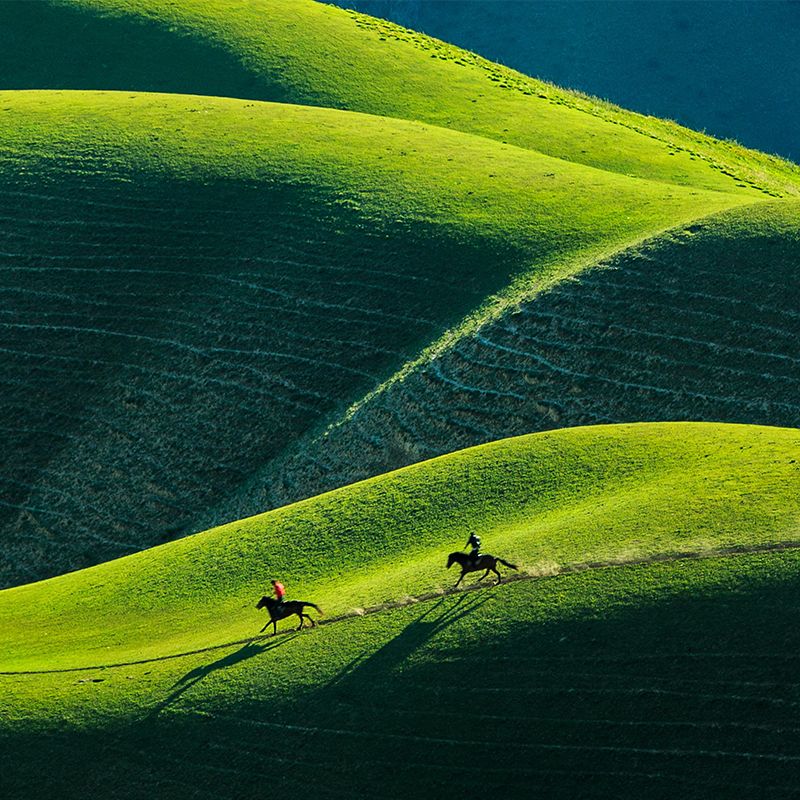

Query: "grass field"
<box><xmin>1</xmin><ymin>0</ymin><xmax>798</xmax><ymax>196</ymax></box>
<box><xmin>2</xmin><ymin>423</ymin><xmax>800</xmax><ymax>797</ymax></box>
<box><xmin>1</xmin><ymin>0</ymin><xmax>798</xmax><ymax>584</ymax></box>
<box><xmin>0</xmin><ymin>87</ymin><xmax>770</xmax><ymax>585</ymax></box>
<box><xmin>4</xmin><ymin>555</ymin><xmax>800</xmax><ymax>799</ymax></box>
<box><xmin>2</xmin><ymin>421</ymin><xmax>799</xmax><ymax>668</ymax></box>
<box><xmin>1</xmin><ymin>2</ymin><xmax>799</xmax><ymax>795</ymax></box>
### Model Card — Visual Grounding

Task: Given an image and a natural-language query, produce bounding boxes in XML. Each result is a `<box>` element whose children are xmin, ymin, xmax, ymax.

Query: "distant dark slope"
<box><xmin>0</xmin><ymin>0</ymin><xmax>272</xmax><ymax>101</ymax></box>
<box><xmin>193</xmin><ymin>201</ymin><xmax>800</xmax><ymax>527</ymax></box>
<box><xmin>0</xmin><ymin>100</ymin><xmax>479</xmax><ymax>585</ymax></box>
<box><xmin>336</xmin><ymin>0</ymin><xmax>800</xmax><ymax>162</ymax></box>
<box><xmin>1</xmin><ymin>180</ymin><xmax>447</xmax><ymax>582</ymax></box>
<box><xmin>0</xmin><ymin>0</ymin><xmax>796</xmax><ymax>196</ymax></box>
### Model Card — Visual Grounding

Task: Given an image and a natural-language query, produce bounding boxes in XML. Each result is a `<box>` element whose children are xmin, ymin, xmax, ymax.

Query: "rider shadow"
<box><xmin>150</xmin><ymin>635</ymin><xmax>297</xmax><ymax>718</ymax></box>
<box><xmin>319</xmin><ymin>591</ymin><xmax>488</xmax><ymax>696</ymax></box>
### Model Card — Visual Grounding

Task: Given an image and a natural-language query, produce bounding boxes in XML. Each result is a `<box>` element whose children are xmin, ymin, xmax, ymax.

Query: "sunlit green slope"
<box><xmin>0</xmin><ymin>0</ymin><xmax>797</xmax><ymax>195</ymax></box>
<box><xmin>2</xmin><ymin>423</ymin><xmax>800</xmax><ymax>798</ymax></box>
<box><xmin>0</xmin><ymin>89</ymin><xmax>753</xmax><ymax>587</ymax></box>
<box><xmin>1</xmin><ymin>422</ymin><xmax>798</xmax><ymax>672</ymax></box>
<box><xmin>4</xmin><ymin>555</ymin><xmax>800</xmax><ymax>799</ymax></box>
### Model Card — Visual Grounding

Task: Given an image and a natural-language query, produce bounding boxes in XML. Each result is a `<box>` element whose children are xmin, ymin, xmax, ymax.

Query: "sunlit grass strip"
<box><xmin>0</xmin><ymin>422</ymin><xmax>797</xmax><ymax>672</ymax></box>
<box><xmin>2</xmin><ymin>548</ymin><xmax>800</xmax><ymax>798</ymax></box>
<box><xmin>4</xmin><ymin>1</ymin><xmax>797</xmax><ymax>195</ymax></box>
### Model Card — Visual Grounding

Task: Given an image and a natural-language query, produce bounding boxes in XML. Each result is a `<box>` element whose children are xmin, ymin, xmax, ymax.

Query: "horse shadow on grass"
<box><xmin>150</xmin><ymin>635</ymin><xmax>298</xmax><ymax>718</ymax></box>
<box><xmin>315</xmin><ymin>591</ymin><xmax>489</xmax><ymax>702</ymax></box>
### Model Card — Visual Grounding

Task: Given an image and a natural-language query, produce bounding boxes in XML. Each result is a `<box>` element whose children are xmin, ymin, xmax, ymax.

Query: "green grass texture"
<box><xmin>0</xmin><ymin>87</ymin><xmax>767</xmax><ymax>585</ymax></box>
<box><xmin>226</xmin><ymin>197</ymin><xmax>799</xmax><ymax>527</ymax></box>
<box><xmin>0</xmin><ymin>89</ymin><xmax>746</xmax><ymax>253</ymax></box>
<box><xmin>1</xmin><ymin>422</ymin><xmax>798</xmax><ymax>670</ymax></box>
<box><xmin>2</xmin><ymin>423</ymin><xmax>800</xmax><ymax>797</ymax></box>
<box><xmin>1</xmin><ymin>3</ymin><xmax>799</xmax><ymax>796</ymax></box>
<box><xmin>0</xmin><ymin>0</ymin><xmax>798</xmax><ymax>196</ymax></box>
<box><xmin>1</xmin><ymin>1</ymin><xmax>799</xmax><ymax>587</ymax></box>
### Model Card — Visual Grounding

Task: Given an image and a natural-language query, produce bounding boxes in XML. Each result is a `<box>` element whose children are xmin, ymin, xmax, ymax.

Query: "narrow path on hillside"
<box><xmin>4</xmin><ymin>538</ymin><xmax>800</xmax><ymax>676</ymax></box>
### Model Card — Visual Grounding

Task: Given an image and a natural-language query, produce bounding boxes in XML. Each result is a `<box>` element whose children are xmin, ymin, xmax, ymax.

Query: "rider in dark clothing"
<box><xmin>466</xmin><ymin>532</ymin><xmax>481</xmax><ymax>564</ymax></box>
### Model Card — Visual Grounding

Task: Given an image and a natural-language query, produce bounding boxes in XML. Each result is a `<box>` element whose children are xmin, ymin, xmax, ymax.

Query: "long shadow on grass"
<box><xmin>150</xmin><ymin>635</ymin><xmax>298</xmax><ymax>718</ymax></box>
<box><xmin>318</xmin><ymin>592</ymin><xmax>489</xmax><ymax>700</ymax></box>
<box><xmin>8</xmin><ymin>557</ymin><xmax>800</xmax><ymax>798</ymax></box>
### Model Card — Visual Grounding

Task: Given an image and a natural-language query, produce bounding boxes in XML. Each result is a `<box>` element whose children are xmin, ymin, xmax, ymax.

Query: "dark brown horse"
<box><xmin>446</xmin><ymin>552</ymin><xmax>518</xmax><ymax>587</ymax></box>
<box><xmin>256</xmin><ymin>596</ymin><xmax>324</xmax><ymax>635</ymax></box>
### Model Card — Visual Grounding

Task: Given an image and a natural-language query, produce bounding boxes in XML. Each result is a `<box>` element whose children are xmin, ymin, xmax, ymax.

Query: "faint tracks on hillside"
<box><xmin>4</xmin><ymin>538</ymin><xmax>800</xmax><ymax>676</ymax></box>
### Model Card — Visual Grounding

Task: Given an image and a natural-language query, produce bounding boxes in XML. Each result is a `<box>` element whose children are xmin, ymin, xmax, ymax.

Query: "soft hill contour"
<box><xmin>0</xmin><ymin>0</ymin><xmax>797</xmax><ymax>195</ymax></box>
<box><xmin>1</xmin><ymin>0</ymin><xmax>799</xmax><ymax>584</ymax></box>
<box><xmin>1</xmin><ymin>423</ymin><xmax>800</xmax><ymax>797</ymax></box>
<box><xmin>0</xmin><ymin>90</ymin><xmax>755</xmax><ymax>586</ymax></box>
<box><xmin>1</xmin><ymin>422</ymin><xmax>798</xmax><ymax>670</ymax></box>
<box><xmin>2</xmin><ymin>3</ymin><xmax>800</xmax><ymax>796</ymax></box>
<box><xmin>203</xmin><ymin>199</ymin><xmax>800</xmax><ymax>525</ymax></box>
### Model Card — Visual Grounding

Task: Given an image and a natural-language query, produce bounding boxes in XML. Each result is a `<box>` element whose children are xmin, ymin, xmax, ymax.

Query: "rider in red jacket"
<box><xmin>271</xmin><ymin>580</ymin><xmax>286</xmax><ymax>605</ymax></box>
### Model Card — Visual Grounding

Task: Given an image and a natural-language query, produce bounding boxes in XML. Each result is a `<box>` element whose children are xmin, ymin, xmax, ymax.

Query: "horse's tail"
<box><xmin>497</xmin><ymin>558</ymin><xmax>518</xmax><ymax>570</ymax></box>
<box><xmin>300</xmin><ymin>601</ymin><xmax>324</xmax><ymax>616</ymax></box>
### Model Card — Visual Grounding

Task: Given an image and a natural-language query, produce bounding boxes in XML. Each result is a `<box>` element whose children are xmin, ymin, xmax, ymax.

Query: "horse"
<box><xmin>256</xmin><ymin>596</ymin><xmax>324</xmax><ymax>635</ymax></box>
<box><xmin>446</xmin><ymin>551</ymin><xmax>518</xmax><ymax>587</ymax></box>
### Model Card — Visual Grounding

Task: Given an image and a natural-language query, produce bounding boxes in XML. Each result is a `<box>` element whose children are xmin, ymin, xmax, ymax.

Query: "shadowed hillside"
<box><xmin>335</xmin><ymin>0</ymin><xmax>800</xmax><ymax>162</ymax></box>
<box><xmin>0</xmin><ymin>90</ymin><xmax>747</xmax><ymax>586</ymax></box>
<box><xmin>4</xmin><ymin>557</ymin><xmax>800</xmax><ymax>799</ymax></box>
<box><xmin>0</xmin><ymin>1</ymin><xmax>797</xmax><ymax>588</ymax></box>
<box><xmin>189</xmin><ymin>201</ymin><xmax>800</xmax><ymax>530</ymax></box>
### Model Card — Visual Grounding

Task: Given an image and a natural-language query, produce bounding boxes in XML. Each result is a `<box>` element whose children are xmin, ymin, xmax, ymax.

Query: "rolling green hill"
<box><xmin>2</xmin><ymin>422</ymin><xmax>799</xmax><ymax>668</ymax></box>
<box><xmin>210</xmin><ymin>199</ymin><xmax>800</xmax><ymax>525</ymax></box>
<box><xmin>0</xmin><ymin>88</ymin><xmax>770</xmax><ymax>587</ymax></box>
<box><xmin>0</xmin><ymin>0</ymin><xmax>798</xmax><ymax>585</ymax></box>
<box><xmin>0</xmin><ymin>0</ymin><xmax>797</xmax><ymax>196</ymax></box>
<box><xmin>2</xmin><ymin>423</ymin><xmax>800</xmax><ymax>797</ymax></box>
<box><xmin>1</xmin><ymin>3</ymin><xmax>800</xmax><ymax>794</ymax></box>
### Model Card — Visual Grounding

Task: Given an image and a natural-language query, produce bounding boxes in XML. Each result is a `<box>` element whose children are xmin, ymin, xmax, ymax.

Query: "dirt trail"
<box><xmin>4</xmin><ymin>538</ymin><xmax>800</xmax><ymax>676</ymax></box>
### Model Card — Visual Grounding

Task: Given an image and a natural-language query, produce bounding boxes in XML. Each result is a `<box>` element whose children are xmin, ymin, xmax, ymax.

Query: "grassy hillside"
<box><xmin>0</xmin><ymin>89</ymin><xmax>756</xmax><ymax>587</ymax></box>
<box><xmin>2</xmin><ymin>423</ymin><xmax>800</xmax><ymax>797</ymax></box>
<box><xmin>0</xmin><ymin>0</ymin><xmax>797</xmax><ymax>196</ymax></box>
<box><xmin>1</xmin><ymin>422</ymin><xmax>798</xmax><ymax>669</ymax></box>
<box><xmin>1</xmin><ymin>0</ymin><xmax>799</xmax><ymax>585</ymax></box>
<box><xmin>1</xmin><ymin>2</ymin><xmax>799</xmax><ymax>796</ymax></box>
<box><xmin>4</xmin><ymin>555</ymin><xmax>800</xmax><ymax>799</ymax></box>
<box><xmin>337</xmin><ymin>0</ymin><xmax>800</xmax><ymax>162</ymax></box>
<box><xmin>207</xmin><ymin>199</ymin><xmax>800</xmax><ymax>524</ymax></box>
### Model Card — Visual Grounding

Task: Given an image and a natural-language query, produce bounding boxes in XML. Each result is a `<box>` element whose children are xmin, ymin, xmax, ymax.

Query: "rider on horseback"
<box><xmin>465</xmin><ymin>532</ymin><xmax>481</xmax><ymax>565</ymax></box>
<box><xmin>271</xmin><ymin>579</ymin><xmax>286</xmax><ymax>608</ymax></box>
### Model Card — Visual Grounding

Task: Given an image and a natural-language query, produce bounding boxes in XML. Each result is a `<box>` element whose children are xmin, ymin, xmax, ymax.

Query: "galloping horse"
<box><xmin>446</xmin><ymin>552</ymin><xmax>518</xmax><ymax>587</ymax></box>
<box><xmin>256</xmin><ymin>596</ymin><xmax>324</xmax><ymax>635</ymax></box>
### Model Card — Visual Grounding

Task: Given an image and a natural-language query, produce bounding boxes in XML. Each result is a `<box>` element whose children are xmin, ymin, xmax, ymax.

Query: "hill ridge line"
<box><xmin>4</xmin><ymin>537</ymin><xmax>799</xmax><ymax>676</ymax></box>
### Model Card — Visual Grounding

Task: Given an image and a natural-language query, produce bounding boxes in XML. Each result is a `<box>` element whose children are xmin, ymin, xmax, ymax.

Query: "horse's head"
<box><xmin>256</xmin><ymin>596</ymin><xmax>270</xmax><ymax>610</ymax></box>
<box><xmin>446</xmin><ymin>552</ymin><xmax>461</xmax><ymax>569</ymax></box>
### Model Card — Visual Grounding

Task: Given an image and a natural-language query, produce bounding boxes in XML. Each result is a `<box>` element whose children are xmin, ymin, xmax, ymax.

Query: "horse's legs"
<box><xmin>492</xmin><ymin>566</ymin><xmax>502</xmax><ymax>584</ymax></box>
<box><xmin>455</xmin><ymin>569</ymin><xmax>466</xmax><ymax>587</ymax></box>
<box><xmin>296</xmin><ymin>613</ymin><xmax>306</xmax><ymax>631</ymax></box>
<box><xmin>479</xmin><ymin>569</ymin><xmax>491</xmax><ymax>580</ymax></box>
<box><xmin>261</xmin><ymin>612</ymin><xmax>276</xmax><ymax>634</ymax></box>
